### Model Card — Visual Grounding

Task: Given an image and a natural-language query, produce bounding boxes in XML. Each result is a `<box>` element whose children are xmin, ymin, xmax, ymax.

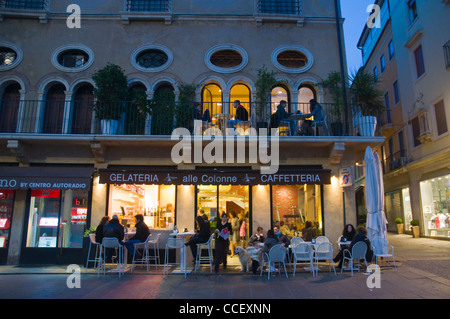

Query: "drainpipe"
<box><xmin>334</xmin><ymin>0</ymin><xmax>350</xmax><ymax>135</ymax></box>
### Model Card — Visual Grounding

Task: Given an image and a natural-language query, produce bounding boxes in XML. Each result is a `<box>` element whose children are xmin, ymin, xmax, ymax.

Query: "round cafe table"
<box><xmin>214</xmin><ymin>113</ymin><xmax>232</xmax><ymax>134</ymax></box>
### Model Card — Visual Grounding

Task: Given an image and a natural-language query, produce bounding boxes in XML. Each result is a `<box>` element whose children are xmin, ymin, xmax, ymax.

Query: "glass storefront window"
<box><xmin>109</xmin><ymin>184</ymin><xmax>175</xmax><ymax>229</ymax></box>
<box><xmin>420</xmin><ymin>175</ymin><xmax>450</xmax><ymax>237</ymax></box>
<box><xmin>402</xmin><ymin>188</ymin><xmax>412</xmax><ymax>230</ymax></box>
<box><xmin>0</xmin><ymin>190</ymin><xmax>14</xmax><ymax>248</ymax></box>
<box><xmin>272</xmin><ymin>184</ymin><xmax>322</xmax><ymax>238</ymax></box>
<box><xmin>26</xmin><ymin>189</ymin><xmax>89</xmax><ymax>248</ymax></box>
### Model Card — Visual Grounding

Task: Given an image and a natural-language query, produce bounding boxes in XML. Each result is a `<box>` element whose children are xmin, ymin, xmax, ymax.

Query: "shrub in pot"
<box><xmin>255</xmin><ymin>65</ymin><xmax>277</xmax><ymax>130</ymax></box>
<box><xmin>394</xmin><ymin>218</ymin><xmax>404</xmax><ymax>234</ymax></box>
<box><xmin>320</xmin><ymin>71</ymin><xmax>345</xmax><ymax>136</ymax></box>
<box><xmin>410</xmin><ymin>219</ymin><xmax>420</xmax><ymax>238</ymax></box>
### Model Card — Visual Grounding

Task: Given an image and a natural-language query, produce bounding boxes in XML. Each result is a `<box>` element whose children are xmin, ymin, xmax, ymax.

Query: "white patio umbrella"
<box><xmin>364</xmin><ymin>146</ymin><xmax>388</xmax><ymax>243</ymax></box>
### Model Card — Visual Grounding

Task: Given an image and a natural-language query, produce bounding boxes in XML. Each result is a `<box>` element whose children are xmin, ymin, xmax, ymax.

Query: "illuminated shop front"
<box><xmin>99</xmin><ymin>167</ymin><xmax>329</xmax><ymax>247</ymax></box>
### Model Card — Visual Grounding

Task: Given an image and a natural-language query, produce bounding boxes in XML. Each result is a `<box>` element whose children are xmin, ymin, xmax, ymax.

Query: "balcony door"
<box><xmin>0</xmin><ymin>83</ymin><xmax>20</xmax><ymax>133</ymax></box>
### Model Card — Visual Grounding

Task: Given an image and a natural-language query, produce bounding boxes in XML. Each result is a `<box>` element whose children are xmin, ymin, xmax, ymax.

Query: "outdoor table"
<box><xmin>169</xmin><ymin>231</ymin><xmax>196</xmax><ymax>274</ymax></box>
<box><xmin>214</xmin><ymin>113</ymin><xmax>232</xmax><ymax>135</ymax></box>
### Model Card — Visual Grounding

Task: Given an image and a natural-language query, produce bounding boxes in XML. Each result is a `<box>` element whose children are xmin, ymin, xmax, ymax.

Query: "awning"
<box><xmin>99</xmin><ymin>168</ymin><xmax>331</xmax><ymax>186</ymax></box>
<box><xmin>0</xmin><ymin>167</ymin><xmax>94</xmax><ymax>190</ymax></box>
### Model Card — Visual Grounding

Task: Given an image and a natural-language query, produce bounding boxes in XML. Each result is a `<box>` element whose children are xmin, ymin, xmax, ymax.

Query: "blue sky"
<box><xmin>341</xmin><ymin>0</ymin><xmax>377</xmax><ymax>74</ymax></box>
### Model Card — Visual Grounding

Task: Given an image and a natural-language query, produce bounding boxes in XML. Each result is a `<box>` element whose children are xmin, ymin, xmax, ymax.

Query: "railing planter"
<box><xmin>357</xmin><ymin>115</ymin><xmax>377</xmax><ymax>137</ymax></box>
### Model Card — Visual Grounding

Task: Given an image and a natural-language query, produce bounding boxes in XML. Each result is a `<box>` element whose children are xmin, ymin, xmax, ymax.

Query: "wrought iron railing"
<box><xmin>382</xmin><ymin>150</ymin><xmax>408</xmax><ymax>173</ymax></box>
<box><xmin>0</xmin><ymin>0</ymin><xmax>48</xmax><ymax>10</ymax></box>
<box><xmin>125</xmin><ymin>0</ymin><xmax>170</xmax><ymax>12</ymax></box>
<box><xmin>0</xmin><ymin>99</ymin><xmax>359</xmax><ymax>136</ymax></box>
<box><xmin>257</xmin><ymin>0</ymin><xmax>301</xmax><ymax>15</ymax></box>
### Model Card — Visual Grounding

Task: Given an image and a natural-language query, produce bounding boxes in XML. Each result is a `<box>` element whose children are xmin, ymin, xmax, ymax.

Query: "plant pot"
<box><xmin>396</xmin><ymin>223</ymin><xmax>404</xmax><ymax>234</ymax></box>
<box><xmin>357</xmin><ymin>116</ymin><xmax>377</xmax><ymax>136</ymax></box>
<box><xmin>411</xmin><ymin>225</ymin><xmax>420</xmax><ymax>238</ymax></box>
<box><xmin>331</xmin><ymin>122</ymin><xmax>343</xmax><ymax>136</ymax></box>
<box><xmin>101</xmin><ymin>119</ymin><xmax>119</xmax><ymax>135</ymax></box>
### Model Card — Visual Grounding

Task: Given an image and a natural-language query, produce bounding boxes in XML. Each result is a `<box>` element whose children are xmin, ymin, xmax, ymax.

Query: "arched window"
<box><xmin>43</xmin><ymin>83</ymin><xmax>66</xmax><ymax>134</ymax></box>
<box><xmin>202</xmin><ymin>83</ymin><xmax>222</xmax><ymax>117</ymax></box>
<box><xmin>0</xmin><ymin>82</ymin><xmax>20</xmax><ymax>133</ymax></box>
<box><xmin>72</xmin><ymin>84</ymin><xmax>94</xmax><ymax>134</ymax></box>
<box><xmin>230</xmin><ymin>84</ymin><xmax>251</xmax><ymax>119</ymax></box>
<box><xmin>271</xmin><ymin>86</ymin><xmax>290</xmax><ymax>114</ymax></box>
<box><xmin>152</xmin><ymin>83</ymin><xmax>175</xmax><ymax>135</ymax></box>
<box><xmin>298</xmin><ymin>85</ymin><xmax>316</xmax><ymax>114</ymax></box>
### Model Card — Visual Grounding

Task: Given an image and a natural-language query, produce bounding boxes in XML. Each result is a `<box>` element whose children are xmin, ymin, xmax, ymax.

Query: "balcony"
<box><xmin>255</xmin><ymin>0</ymin><xmax>303</xmax><ymax>26</ymax></box>
<box><xmin>121</xmin><ymin>0</ymin><xmax>172</xmax><ymax>24</ymax></box>
<box><xmin>0</xmin><ymin>0</ymin><xmax>48</xmax><ymax>10</ymax></box>
<box><xmin>383</xmin><ymin>150</ymin><xmax>409</xmax><ymax>174</ymax></box>
<box><xmin>0</xmin><ymin>99</ymin><xmax>364</xmax><ymax>137</ymax></box>
<box><xmin>0</xmin><ymin>0</ymin><xmax>49</xmax><ymax>22</ymax></box>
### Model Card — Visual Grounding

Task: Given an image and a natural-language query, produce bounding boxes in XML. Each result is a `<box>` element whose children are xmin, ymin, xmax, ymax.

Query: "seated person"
<box><xmin>302</xmin><ymin>99</ymin><xmax>325</xmax><ymax>134</ymax></box>
<box><xmin>248</xmin><ymin>227</ymin><xmax>265</xmax><ymax>247</ymax></box>
<box><xmin>301</xmin><ymin>221</ymin><xmax>315</xmax><ymax>242</ymax></box>
<box><xmin>103</xmin><ymin>214</ymin><xmax>125</xmax><ymax>262</ymax></box>
<box><xmin>124</xmin><ymin>214</ymin><xmax>150</xmax><ymax>259</ymax></box>
<box><xmin>193</xmin><ymin>103</ymin><xmax>211</xmax><ymax>134</ymax></box>
<box><xmin>274</xmin><ymin>225</ymin><xmax>290</xmax><ymax>247</ymax></box>
<box><xmin>228</xmin><ymin>100</ymin><xmax>249</xmax><ymax>128</ymax></box>
<box><xmin>185</xmin><ymin>216</ymin><xmax>211</xmax><ymax>261</ymax></box>
<box><xmin>274</xmin><ymin>100</ymin><xmax>295</xmax><ymax>135</ymax></box>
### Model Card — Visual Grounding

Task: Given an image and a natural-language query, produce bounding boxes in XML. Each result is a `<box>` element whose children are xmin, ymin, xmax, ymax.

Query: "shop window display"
<box><xmin>420</xmin><ymin>175</ymin><xmax>450</xmax><ymax>237</ymax></box>
<box><xmin>272</xmin><ymin>184</ymin><xmax>322</xmax><ymax>239</ymax></box>
<box><xmin>0</xmin><ymin>190</ymin><xmax>14</xmax><ymax>248</ymax></box>
<box><xmin>110</xmin><ymin>184</ymin><xmax>175</xmax><ymax>229</ymax></box>
<box><xmin>26</xmin><ymin>189</ymin><xmax>89</xmax><ymax>248</ymax></box>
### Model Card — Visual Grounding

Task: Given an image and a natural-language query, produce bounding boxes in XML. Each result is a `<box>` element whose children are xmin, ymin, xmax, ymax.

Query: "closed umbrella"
<box><xmin>365</xmin><ymin>146</ymin><xmax>388</xmax><ymax>243</ymax></box>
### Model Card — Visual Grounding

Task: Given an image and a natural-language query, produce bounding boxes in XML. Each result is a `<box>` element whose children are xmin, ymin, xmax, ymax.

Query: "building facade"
<box><xmin>0</xmin><ymin>0</ymin><xmax>382</xmax><ymax>265</ymax></box>
<box><xmin>357</xmin><ymin>0</ymin><xmax>450</xmax><ymax>239</ymax></box>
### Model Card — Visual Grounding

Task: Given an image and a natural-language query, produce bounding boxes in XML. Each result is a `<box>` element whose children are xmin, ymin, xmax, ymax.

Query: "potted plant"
<box><xmin>320</xmin><ymin>71</ymin><xmax>345</xmax><ymax>136</ymax></box>
<box><xmin>410</xmin><ymin>219</ymin><xmax>420</xmax><ymax>238</ymax></box>
<box><xmin>126</xmin><ymin>89</ymin><xmax>151</xmax><ymax>135</ymax></box>
<box><xmin>395</xmin><ymin>218</ymin><xmax>404</xmax><ymax>234</ymax></box>
<box><xmin>175</xmin><ymin>82</ymin><xmax>197</xmax><ymax>130</ymax></box>
<box><xmin>255</xmin><ymin>65</ymin><xmax>277</xmax><ymax>130</ymax></box>
<box><xmin>349</xmin><ymin>69</ymin><xmax>385</xmax><ymax>136</ymax></box>
<box><xmin>92</xmin><ymin>63</ymin><xmax>128</xmax><ymax>134</ymax></box>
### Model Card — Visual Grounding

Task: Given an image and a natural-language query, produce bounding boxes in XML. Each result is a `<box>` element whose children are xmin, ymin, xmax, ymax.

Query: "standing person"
<box><xmin>103</xmin><ymin>214</ymin><xmax>125</xmax><ymax>262</ymax></box>
<box><xmin>124</xmin><ymin>214</ymin><xmax>150</xmax><ymax>259</ymax></box>
<box><xmin>95</xmin><ymin>216</ymin><xmax>110</xmax><ymax>244</ymax></box>
<box><xmin>228</xmin><ymin>100</ymin><xmax>249</xmax><ymax>128</ymax></box>
<box><xmin>214</xmin><ymin>212</ymin><xmax>232</xmax><ymax>273</ymax></box>
<box><xmin>333</xmin><ymin>224</ymin><xmax>356</xmax><ymax>267</ymax></box>
<box><xmin>185</xmin><ymin>216</ymin><xmax>211</xmax><ymax>262</ymax></box>
<box><xmin>229</xmin><ymin>211</ymin><xmax>240</xmax><ymax>257</ymax></box>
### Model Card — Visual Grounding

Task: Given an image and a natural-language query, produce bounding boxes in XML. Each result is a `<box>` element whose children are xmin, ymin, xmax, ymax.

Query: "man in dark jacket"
<box><xmin>103</xmin><ymin>214</ymin><xmax>125</xmax><ymax>262</ymax></box>
<box><xmin>186</xmin><ymin>216</ymin><xmax>211</xmax><ymax>262</ymax></box>
<box><xmin>228</xmin><ymin>100</ymin><xmax>249</xmax><ymax>128</ymax></box>
<box><xmin>124</xmin><ymin>214</ymin><xmax>150</xmax><ymax>258</ymax></box>
<box><xmin>347</xmin><ymin>226</ymin><xmax>373</xmax><ymax>263</ymax></box>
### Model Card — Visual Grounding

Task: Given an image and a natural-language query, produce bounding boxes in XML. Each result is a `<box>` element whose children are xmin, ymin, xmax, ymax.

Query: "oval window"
<box><xmin>136</xmin><ymin>49</ymin><xmax>168</xmax><ymax>69</ymax></box>
<box><xmin>0</xmin><ymin>42</ymin><xmax>23</xmax><ymax>71</ymax></box>
<box><xmin>277</xmin><ymin>50</ymin><xmax>307</xmax><ymax>68</ymax></box>
<box><xmin>57</xmin><ymin>49</ymin><xmax>90</xmax><ymax>68</ymax></box>
<box><xmin>131</xmin><ymin>45</ymin><xmax>173</xmax><ymax>73</ymax></box>
<box><xmin>205</xmin><ymin>44</ymin><xmax>248</xmax><ymax>74</ymax></box>
<box><xmin>51</xmin><ymin>45</ymin><xmax>94</xmax><ymax>72</ymax></box>
<box><xmin>210</xmin><ymin>50</ymin><xmax>243</xmax><ymax>68</ymax></box>
<box><xmin>272</xmin><ymin>45</ymin><xmax>313</xmax><ymax>73</ymax></box>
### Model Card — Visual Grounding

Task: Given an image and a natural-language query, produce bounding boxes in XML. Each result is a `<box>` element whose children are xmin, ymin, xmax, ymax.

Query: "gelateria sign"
<box><xmin>99</xmin><ymin>169</ymin><xmax>331</xmax><ymax>186</ymax></box>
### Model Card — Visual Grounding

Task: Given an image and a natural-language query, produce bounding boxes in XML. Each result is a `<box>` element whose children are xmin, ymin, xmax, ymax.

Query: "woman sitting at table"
<box><xmin>185</xmin><ymin>216</ymin><xmax>211</xmax><ymax>262</ymax></box>
<box><xmin>333</xmin><ymin>224</ymin><xmax>356</xmax><ymax>267</ymax></box>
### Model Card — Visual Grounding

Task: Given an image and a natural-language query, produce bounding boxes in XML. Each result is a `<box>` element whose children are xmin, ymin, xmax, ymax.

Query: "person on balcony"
<box><xmin>275</xmin><ymin>100</ymin><xmax>295</xmax><ymax>135</ymax></box>
<box><xmin>302</xmin><ymin>99</ymin><xmax>325</xmax><ymax>135</ymax></box>
<box><xmin>227</xmin><ymin>100</ymin><xmax>248</xmax><ymax>129</ymax></box>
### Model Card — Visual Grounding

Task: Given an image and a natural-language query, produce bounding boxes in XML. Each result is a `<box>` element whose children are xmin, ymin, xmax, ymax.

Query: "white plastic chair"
<box><xmin>312</xmin><ymin>114</ymin><xmax>330</xmax><ymax>136</ymax></box>
<box><xmin>163</xmin><ymin>237</ymin><xmax>187</xmax><ymax>279</ymax></box>
<box><xmin>372</xmin><ymin>236</ymin><xmax>396</xmax><ymax>271</ymax></box>
<box><xmin>260</xmin><ymin>244</ymin><xmax>288</xmax><ymax>279</ymax></box>
<box><xmin>194</xmin><ymin>234</ymin><xmax>214</xmax><ymax>273</ymax></box>
<box><xmin>98</xmin><ymin>237</ymin><xmax>125</xmax><ymax>278</ymax></box>
<box><xmin>313</xmin><ymin>242</ymin><xmax>336</xmax><ymax>276</ymax></box>
<box><xmin>341</xmin><ymin>241</ymin><xmax>368</xmax><ymax>276</ymax></box>
<box><xmin>292</xmin><ymin>242</ymin><xmax>315</xmax><ymax>277</ymax></box>
<box><xmin>315</xmin><ymin>236</ymin><xmax>330</xmax><ymax>244</ymax></box>
<box><xmin>131</xmin><ymin>234</ymin><xmax>152</xmax><ymax>273</ymax></box>
<box><xmin>147</xmin><ymin>233</ymin><xmax>161</xmax><ymax>268</ymax></box>
<box><xmin>290</xmin><ymin>237</ymin><xmax>304</xmax><ymax>246</ymax></box>
<box><xmin>85</xmin><ymin>233</ymin><xmax>101</xmax><ymax>271</ymax></box>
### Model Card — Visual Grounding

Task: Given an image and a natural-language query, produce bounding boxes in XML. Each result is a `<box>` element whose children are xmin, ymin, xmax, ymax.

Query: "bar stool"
<box><xmin>97</xmin><ymin>237</ymin><xmax>125</xmax><ymax>278</ymax></box>
<box><xmin>85</xmin><ymin>233</ymin><xmax>100</xmax><ymax>272</ymax></box>
<box><xmin>163</xmin><ymin>237</ymin><xmax>187</xmax><ymax>279</ymax></box>
<box><xmin>131</xmin><ymin>234</ymin><xmax>152</xmax><ymax>273</ymax></box>
<box><xmin>147</xmin><ymin>233</ymin><xmax>161</xmax><ymax>268</ymax></box>
<box><xmin>194</xmin><ymin>234</ymin><xmax>214</xmax><ymax>273</ymax></box>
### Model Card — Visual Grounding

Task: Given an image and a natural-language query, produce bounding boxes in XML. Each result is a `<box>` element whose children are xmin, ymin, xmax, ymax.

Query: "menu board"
<box><xmin>39</xmin><ymin>217</ymin><xmax>59</xmax><ymax>227</ymax></box>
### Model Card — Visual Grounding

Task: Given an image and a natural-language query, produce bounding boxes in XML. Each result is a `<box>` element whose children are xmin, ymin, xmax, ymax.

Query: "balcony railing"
<box><xmin>382</xmin><ymin>150</ymin><xmax>408</xmax><ymax>173</ymax></box>
<box><xmin>125</xmin><ymin>0</ymin><xmax>170</xmax><ymax>12</ymax></box>
<box><xmin>257</xmin><ymin>0</ymin><xmax>301</xmax><ymax>15</ymax></box>
<box><xmin>0</xmin><ymin>0</ymin><xmax>48</xmax><ymax>10</ymax></box>
<box><xmin>0</xmin><ymin>99</ymin><xmax>360</xmax><ymax>136</ymax></box>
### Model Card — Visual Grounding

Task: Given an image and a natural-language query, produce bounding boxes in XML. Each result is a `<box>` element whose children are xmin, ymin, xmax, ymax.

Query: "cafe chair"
<box><xmin>85</xmin><ymin>233</ymin><xmax>101</xmax><ymax>272</ymax></box>
<box><xmin>163</xmin><ymin>237</ymin><xmax>187</xmax><ymax>279</ymax></box>
<box><xmin>147</xmin><ymin>233</ymin><xmax>161</xmax><ymax>268</ymax></box>
<box><xmin>98</xmin><ymin>237</ymin><xmax>125</xmax><ymax>278</ymax></box>
<box><xmin>292</xmin><ymin>242</ymin><xmax>315</xmax><ymax>277</ymax></box>
<box><xmin>236</xmin><ymin>121</ymin><xmax>252</xmax><ymax>136</ymax></box>
<box><xmin>313</xmin><ymin>242</ymin><xmax>336</xmax><ymax>276</ymax></box>
<box><xmin>372</xmin><ymin>236</ymin><xmax>396</xmax><ymax>271</ymax></box>
<box><xmin>315</xmin><ymin>236</ymin><xmax>330</xmax><ymax>244</ymax></box>
<box><xmin>260</xmin><ymin>244</ymin><xmax>288</xmax><ymax>279</ymax></box>
<box><xmin>341</xmin><ymin>241</ymin><xmax>368</xmax><ymax>276</ymax></box>
<box><xmin>312</xmin><ymin>114</ymin><xmax>330</xmax><ymax>136</ymax></box>
<box><xmin>194</xmin><ymin>234</ymin><xmax>214</xmax><ymax>273</ymax></box>
<box><xmin>131</xmin><ymin>234</ymin><xmax>152</xmax><ymax>273</ymax></box>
